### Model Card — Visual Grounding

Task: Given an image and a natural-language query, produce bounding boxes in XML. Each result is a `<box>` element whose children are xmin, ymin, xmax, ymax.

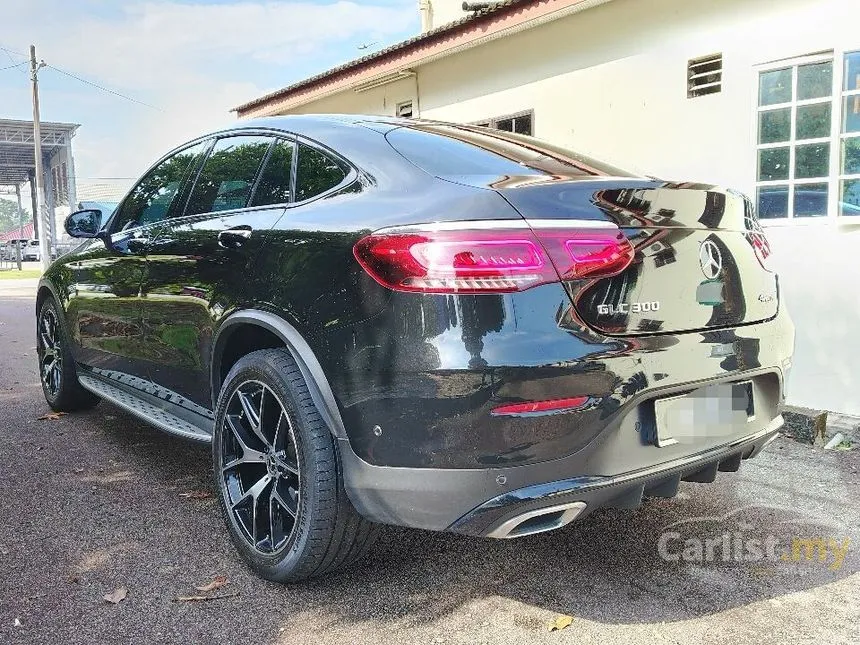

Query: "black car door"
<box><xmin>65</xmin><ymin>141</ymin><xmax>207</xmax><ymax>388</ymax></box>
<box><xmin>141</xmin><ymin>133</ymin><xmax>294</xmax><ymax>411</ymax></box>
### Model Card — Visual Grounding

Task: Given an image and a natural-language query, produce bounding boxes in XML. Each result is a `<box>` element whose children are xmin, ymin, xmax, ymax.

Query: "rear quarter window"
<box><xmin>295</xmin><ymin>144</ymin><xmax>350</xmax><ymax>202</ymax></box>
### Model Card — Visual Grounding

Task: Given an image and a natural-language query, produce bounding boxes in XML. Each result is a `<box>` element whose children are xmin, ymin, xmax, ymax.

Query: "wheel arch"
<box><xmin>36</xmin><ymin>279</ymin><xmax>60</xmax><ymax>312</ymax></box>
<box><xmin>211</xmin><ymin>310</ymin><xmax>348</xmax><ymax>440</ymax></box>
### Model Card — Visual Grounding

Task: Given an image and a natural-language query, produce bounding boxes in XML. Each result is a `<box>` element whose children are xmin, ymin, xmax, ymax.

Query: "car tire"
<box><xmin>213</xmin><ymin>348</ymin><xmax>379</xmax><ymax>582</ymax></box>
<box><xmin>36</xmin><ymin>297</ymin><xmax>100</xmax><ymax>412</ymax></box>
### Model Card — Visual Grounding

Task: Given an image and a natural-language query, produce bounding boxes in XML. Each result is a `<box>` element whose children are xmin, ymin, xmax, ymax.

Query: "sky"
<box><xmin>0</xmin><ymin>0</ymin><xmax>419</xmax><ymax>182</ymax></box>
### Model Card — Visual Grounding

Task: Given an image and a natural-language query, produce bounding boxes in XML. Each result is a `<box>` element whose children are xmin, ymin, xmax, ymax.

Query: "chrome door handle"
<box><xmin>218</xmin><ymin>226</ymin><xmax>253</xmax><ymax>249</ymax></box>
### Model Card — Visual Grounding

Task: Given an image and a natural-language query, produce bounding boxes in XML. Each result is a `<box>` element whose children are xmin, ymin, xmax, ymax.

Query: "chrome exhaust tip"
<box><xmin>486</xmin><ymin>501</ymin><xmax>587</xmax><ymax>539</ymax></box>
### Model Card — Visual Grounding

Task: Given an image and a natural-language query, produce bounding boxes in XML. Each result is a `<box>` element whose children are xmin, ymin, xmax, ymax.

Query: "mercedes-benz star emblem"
<box><xmin>699</xmin><ymin>240</ymin><xmax>722</xmax><ymax>279</ymax></box>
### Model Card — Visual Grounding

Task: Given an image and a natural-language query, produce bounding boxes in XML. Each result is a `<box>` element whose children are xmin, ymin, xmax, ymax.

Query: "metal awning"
<box><xmin>0</xmin><ymin>118</ymin><xmax>79</xmax><ymax>185</ymax></box>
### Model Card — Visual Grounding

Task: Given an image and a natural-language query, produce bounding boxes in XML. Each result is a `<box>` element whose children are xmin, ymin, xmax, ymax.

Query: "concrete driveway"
<box><xmin>0</xmin><ymin>282</ymin><xmax>858</xmax><ymax>645</ymax></box>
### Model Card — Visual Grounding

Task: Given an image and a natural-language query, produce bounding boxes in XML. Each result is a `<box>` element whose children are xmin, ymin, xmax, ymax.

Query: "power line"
<box><xmin>44</xmin><ymin>64</ymin><xmax>162</xmax><ymax>111</ymax></box>
<box><xmin>0</xmin><ymin>44</ymin><xmax>27</xmax><ymax>58</ymax></box>
<box><xmin>0</xmin><ymin>61</ymin><xmax>27</xmax><ymax>72</ymax></box>
<box><xmin>0</xmin><ymin>44</ymin><xmax>27</xmax><ymax>72</ymax></box>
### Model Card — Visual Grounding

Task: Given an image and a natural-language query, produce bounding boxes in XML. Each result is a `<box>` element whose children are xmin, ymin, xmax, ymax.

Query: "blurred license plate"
<box><xmin>654</xmin><ymin>381</ymin><xmax>753</xmax><ymax>447</ymax></box>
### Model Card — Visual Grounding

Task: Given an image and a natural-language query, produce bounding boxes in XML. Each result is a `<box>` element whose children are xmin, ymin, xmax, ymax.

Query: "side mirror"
<box><xmin>65</xmin><ymin>209</ymin><xmax>103</xmax><ymax>239</ymax></box>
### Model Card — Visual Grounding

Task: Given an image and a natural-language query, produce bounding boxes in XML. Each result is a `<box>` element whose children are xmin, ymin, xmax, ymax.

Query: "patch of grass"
<box><xmin>0</xmin><ymin>269</ymin><xmax>42</xmax><ymax>280</ymax></box>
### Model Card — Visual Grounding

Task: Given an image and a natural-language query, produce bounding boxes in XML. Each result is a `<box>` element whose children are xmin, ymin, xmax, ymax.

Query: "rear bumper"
<box><xmin>339</xmin><ymin>409</ymin><xmax>783</xmax><ymax>535</ymax></box>
<box><xmin>449</xmin><ymin>416</ymin><xmax>781</xmax><ymax>537</ymax></box>
<box><xmin>331</xmin><ymin>282</ymin><xmax>794</xmax><ymax>533</ymax></box>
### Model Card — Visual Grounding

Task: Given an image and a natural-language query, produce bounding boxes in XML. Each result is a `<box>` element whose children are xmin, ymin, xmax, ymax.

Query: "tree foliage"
<box><xmin>0</xmin><ymin>198</ymin><xmax>32</xmax><ymax>234</ymax></box>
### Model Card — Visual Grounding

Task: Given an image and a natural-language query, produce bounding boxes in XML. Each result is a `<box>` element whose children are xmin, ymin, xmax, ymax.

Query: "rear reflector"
<box><xmin>353</xmin><ymin>223</ymin><xmax>633</xmax><ymax>294</ymax></box>
<box><xmin>491</xmin><ymin>396</ymin><xmax>590</xmax><ymax>417</ymax></box>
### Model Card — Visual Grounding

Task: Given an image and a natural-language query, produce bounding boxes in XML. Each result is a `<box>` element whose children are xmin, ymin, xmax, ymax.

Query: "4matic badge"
<box><xmin>598</xmin><ymin>301</ymin><xmax>661</xmax><ymax>315</ymax></box>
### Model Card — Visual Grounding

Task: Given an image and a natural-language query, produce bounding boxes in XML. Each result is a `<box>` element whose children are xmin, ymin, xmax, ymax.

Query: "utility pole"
<box><xmin>29</xmin><ymin>44</ymin><xmax>50</xmax><ymax>272</ymax></box>
<box><xmin>15</xmin><ymin>185</ymin><xmax>24</xmax><ymax>271</ymax></box>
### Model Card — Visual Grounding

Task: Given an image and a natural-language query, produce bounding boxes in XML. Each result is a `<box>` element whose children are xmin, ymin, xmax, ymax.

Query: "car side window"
<box><xmin>250</xmin><ymin>137</ymin><xmax>295</xmax><ymax>206</ymax></box>
<box><xmin>294</xmin><ymin>143</ymin><xmax>349</xmax><ymax>202</ymax></box>
<box><xmin>111</xmin><ymin>141</ymin><xmax>207</xmax><ymax>232</ymax></box>
<box><xmin>185</xmin><ymin>136</ymin><xmax>272</xmax><ymax>216</ymax></box>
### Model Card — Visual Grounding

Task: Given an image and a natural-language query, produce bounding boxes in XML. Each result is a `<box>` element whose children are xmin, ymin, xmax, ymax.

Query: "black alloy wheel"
<box><xmin>213</xmin><ymin>348</ymin><xmax>378</xmax><ymax>582</ymax></box>
<box><xmin>36</xmin><ymin>298</ymin><xmax>100</xmax><ymax>412</ymax></box>
<box><xmin>38</xmin><ymin>305</ymin><xmax>63</xmax><ymax>399</ymax></box>
<box><xmin>220</xmin><ymin>380</ymin><xmax>301</xmax><ymax>554</ymax></box>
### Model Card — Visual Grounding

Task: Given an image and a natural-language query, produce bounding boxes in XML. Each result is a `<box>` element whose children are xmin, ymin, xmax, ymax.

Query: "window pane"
<box><xmin>842</xmin><ymin>137</ymin><xmax>860</xmax><ymax>175</ymax></box>
<box><xmin>794</xmin><ymin>142</ymin><xmax>829</xmax><ymax>179</ymax></box>
<box><xmin>186</xmin><ymin>136</ymin><xmax>271</xmax><ymax>216</ymax></box>
<box><xmin>844</xmin><ymin>51</ymin><xmax>860</xmax><ymax>91</ymax></box>
<box><xmin>295</xmin><ymin>144</ymin><xmax>348</xmax><ymax>201</ymax></box>
<box><xmin>758</xmin><ymin>147</ymin><xmax>789</xmax><ymax>181</ymax></box>
<box><xmin>387</xmin><ymin>125</ymin><xmax>630</xmax><ymax>179</ymax></box>
<box><xmin>759</xmin><ymin>68</ymin><xmax>792</xmax><ymax>106</ymax></box>
<box><xmin>842</xmin><ymin>179</ymin><xmax>860</xmax><ymax>215</ymax></box>
<box><xmin>796</xmin><ymin>103</ymin><xmax>831</xmax><ymax>140</ymax></box>
<box><xmin>112</xmin><ymin>142</ymin><xmax>206</xmax><ymax>231</ymax></box>
<box><xmin>251</xmin><ymin>138</ymin><xmax>294</xmax><ymax>206</ymax></box>
<box><xmin>757</xmin><ymin>185</ymin><xmax>788</xmax><ymax>219</ymax></box>
<box><xmin>496</xmin><ymin>118</ymin><xmax>514</xmax><ymax>132</ymax></box>
<box><xmin>513</xmin><ymin>115</ymin><xmax>533</xmax><ymax>135</ymax></box>
<box><xmin>797</xmin><ymin>61</ymin><xmax>832</xmax><ymax>100</ymax></box>
<box><xmin>758</xmin><ymin>108</ymin><xmax>790</xmax><ymax>143</ymax></box>
<box><xmin>794</xmin><ymin>183</ymin><xmax>828</xmax><ymax>217</ymax></box>
<box><xmin>843</xmin><ymin>95</ymin><xmax>860</xmax><ymax>133</ymax></box>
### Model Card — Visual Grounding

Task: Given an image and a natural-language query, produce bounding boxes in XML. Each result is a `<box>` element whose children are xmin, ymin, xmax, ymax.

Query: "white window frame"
<box><xmin>753</xmin><ymin>51</ymin><xmax>838</xmax><ymax>226</ymax></box>
<box><xmin>839</xmin><ymin>50</ymin><xmax>860</xmax><ymax>216</ymax></box>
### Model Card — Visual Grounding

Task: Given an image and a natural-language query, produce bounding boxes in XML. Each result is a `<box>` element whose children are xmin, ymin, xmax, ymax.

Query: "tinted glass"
<box><xmin>797</xmin><ymin>61</ymin><xmax>832</xmax><ymax>100</ymax></box>
<box><xmin>842</xmin><ymin>96</ymin><xmax>860</xmax><ymax>133</ymax></box>
<box><xmin>757</xmin><ymin>186</ymin><xmax>788</xmax><ymax>219</ymax></box>
<box><xmin>112</xmin><ymin>142</ymin><xmax>205</xmax><ymax>231</ymax></box>
<box><xmin>758</xmin><ymin>108</ymin><xmax>790</xmax><ymax>143</ymax></box>
<box><xmin>757</xmin><ymin>147</ymin><xmax>789</xmax><ymax>181</ymax></box>
<box><xmin>186</xmin><ymin>136</ymin><xmax>271</xmax><ymax>216</ymax></box>
<box><xmin>387</xmin><ymin>125</ymin><xmax>633</xmax><ymax>179</ymax></box>
<box><xmin>759</xmin><ymin>68</ymin><xmax>792</xmax><ymax>106</ymax></box>
<box><xmin>844</xmin><ymin>52</ymin><xmax>860</xmax><ymax>91</ymax></box>
<box><xmin>842</xmin><ymin>138</ymin><xmax>860</xmax><ymax>174</ymax></box>
<box><xmin>794</xmin><ymin>143</ymin><xmax>829</xmax><ymax>179</ymax></box>
<box><xmin>841</xmin><ymin>179</ymin><xmax>860</xmax><ymax>215</ymax></box>
<box><xmin>251</xmin><ymin>138</ymin><xmax>295</xmax><ymax>206</ymax></box>
<box><xmin>794</xmin><ymin>184</ymin><xmax>828</xmax><ymax>217</ymax></box>
<box><xmin>796</xmin><ymin>103</ymin><xmax>831</xmax><ymax>140</ymax></box>
<box><xmin>295</xmin><ymin>144</ymin><xmax>348</xmax><ymax>201</ymax></box>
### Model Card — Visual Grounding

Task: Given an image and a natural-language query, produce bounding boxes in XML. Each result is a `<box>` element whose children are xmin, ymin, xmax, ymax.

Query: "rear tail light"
<box><xmin>748</xmin><ymin>230</ymin><xmax>774</xmax><ymax>272</ymax></box>
<box><xmin>353</xmin><ymin>222</ymin><xmax>634</xmax><ymax>294</ymax></box>
<box><xmin>491</xmin><ymin>396</ymin><xmax>590</xmax><ymax>417</ymax></box>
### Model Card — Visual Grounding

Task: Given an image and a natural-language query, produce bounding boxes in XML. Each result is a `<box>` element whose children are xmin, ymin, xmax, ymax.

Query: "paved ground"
<box><xmin>0</xmin><ymin>281</ymin><xmax>858</xmax><ymax>645</ymax></box>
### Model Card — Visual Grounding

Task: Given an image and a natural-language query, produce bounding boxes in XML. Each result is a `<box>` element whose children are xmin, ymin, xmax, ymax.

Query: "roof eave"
<box><xmin>234</xmin><ymin>0</ymin><xmax>613</xmax><ymax>118</ymax></box>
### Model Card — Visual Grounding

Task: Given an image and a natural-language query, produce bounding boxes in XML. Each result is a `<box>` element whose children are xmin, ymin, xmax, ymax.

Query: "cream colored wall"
<box><xmin>287</xmin><ymin>77</ymin><xmax>417</xmax><ymax>117</ymax></box>
<box><xmin>280</xmin><ymin>0</ymin><xmax>860</xmax><ymax>414</ymax></box>
<box><xmin>419</xmin><ymin>0</ymin><xmax>854</xmax><ymax>193</ymax></box>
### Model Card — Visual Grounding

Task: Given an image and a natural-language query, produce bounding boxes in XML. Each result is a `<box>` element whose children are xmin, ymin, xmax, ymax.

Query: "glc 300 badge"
<box><xmin>598</xmin><ymin>301</ymin><xmax>661</xmax><ymax>315</ymax></box>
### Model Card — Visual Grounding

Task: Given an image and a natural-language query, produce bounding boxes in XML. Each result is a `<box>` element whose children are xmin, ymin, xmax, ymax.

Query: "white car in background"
<box><xmin>2</xmin><ymin>239</ymin><xmax>28</xmax><ymax>261</ymax></box>
<box><xmin>22</xmin><ymin>240</ymin><xmax>55</xmax><ymax>262</ymax></box>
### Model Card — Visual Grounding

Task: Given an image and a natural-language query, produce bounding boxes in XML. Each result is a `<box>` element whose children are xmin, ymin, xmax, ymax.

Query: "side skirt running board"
<box><xmin>78</xmin><ymin>373</ymin><xmax>212</xmax><ymax>443</ymax></box>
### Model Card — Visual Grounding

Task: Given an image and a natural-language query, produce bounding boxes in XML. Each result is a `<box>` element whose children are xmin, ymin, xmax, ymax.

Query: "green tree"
<box><xmin>0</xmin><ymin>198</ymin><xmax>32</xmax><ymax>234</ymax></box>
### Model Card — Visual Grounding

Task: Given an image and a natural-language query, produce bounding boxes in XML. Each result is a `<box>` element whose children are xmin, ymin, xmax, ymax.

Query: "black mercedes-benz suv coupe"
<box><xmin>37</xmin><ymin>115</ymin><xmax>794</xmax><ymax>582</ymax></box>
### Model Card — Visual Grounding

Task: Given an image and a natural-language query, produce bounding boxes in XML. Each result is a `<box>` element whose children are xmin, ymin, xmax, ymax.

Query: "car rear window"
<box><xmin>386</xmin><ymin>124</ymin><xmax>634</xmax><ymax>180</ymax></box>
